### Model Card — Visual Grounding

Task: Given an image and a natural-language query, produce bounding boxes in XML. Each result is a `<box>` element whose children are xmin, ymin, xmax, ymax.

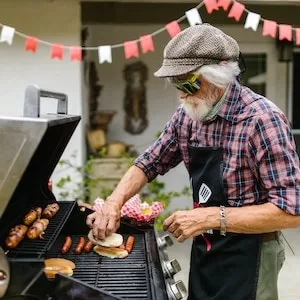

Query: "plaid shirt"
<box><xmin>134</xmin><ymin>81</ymin><xmax>300</xmax><ymax>215</ymax></box>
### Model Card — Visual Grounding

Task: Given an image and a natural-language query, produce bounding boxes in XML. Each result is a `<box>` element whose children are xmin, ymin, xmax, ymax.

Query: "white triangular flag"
<box><xmin>185</xmin><ymin>8</ymin><xmax>202</xmax><ymax>26</ymax></box>
<box><xmin>244</xmin><ymin>12</ymin><xmax>261</xmax><ymax>31</ymax></box>
<box><xmin>0</xmin><ymin>25</ymin><xmax>16</xmax><ymax>45</ymax></box>
<box><xmin>98</xmin><ymin>45</ymin><xmax>112</xmax><ymax>64</ymax></box>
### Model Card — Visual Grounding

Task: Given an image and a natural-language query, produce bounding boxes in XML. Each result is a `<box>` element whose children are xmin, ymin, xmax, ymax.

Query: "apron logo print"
<box><xmin>198</xmin><ymin>183</ymin><xmax>212</xmax><ymax>204</ymax></box>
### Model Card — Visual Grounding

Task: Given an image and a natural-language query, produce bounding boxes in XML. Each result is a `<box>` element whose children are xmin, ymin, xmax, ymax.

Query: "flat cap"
<box><xmin>154</xmin><ymin>23</ymin><xmax>240</xmax><ymax>78</ymax></box>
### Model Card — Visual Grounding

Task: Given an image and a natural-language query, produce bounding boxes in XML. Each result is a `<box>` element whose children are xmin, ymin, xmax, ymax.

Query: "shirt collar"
<box><xmin>217</xmin><ymin>80</ymin><xmax>242</xmax><ymax>123</ymax></box>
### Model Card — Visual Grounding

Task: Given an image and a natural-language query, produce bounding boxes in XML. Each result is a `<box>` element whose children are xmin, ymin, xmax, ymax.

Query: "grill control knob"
<box><xmin>157</xmin><ymin>234</ymin><xmax>174</xmax><ymax>250</ymax></box>
<box><xmin>168</xmin><ymin>280</ymin><xmax>187</xmax><ymax>300</ymax></box>
<box><xmin>162</xmin><ymin>258</ymin><xmax>181</xmax><ymax>278</ymax></box>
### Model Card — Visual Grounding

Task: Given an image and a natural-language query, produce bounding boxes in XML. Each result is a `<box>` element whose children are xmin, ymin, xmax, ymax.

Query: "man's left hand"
<box><xmin>163</xmin><ymin>209</ymin><xmax>212</xmax><ymax>243</ymax></box>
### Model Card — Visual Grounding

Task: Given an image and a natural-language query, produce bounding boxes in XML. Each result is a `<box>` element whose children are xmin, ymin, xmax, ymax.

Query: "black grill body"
<box><xmin>0</xmin><ymin>86</ymin><xmax>168</xmax><ymax>300</ymax></box>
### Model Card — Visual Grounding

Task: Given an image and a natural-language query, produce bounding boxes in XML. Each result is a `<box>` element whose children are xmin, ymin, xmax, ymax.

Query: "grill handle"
<box><xmin>24</xmin><ymin>84</ymin><xmax>68</xmax><ymax>117</ymax></box>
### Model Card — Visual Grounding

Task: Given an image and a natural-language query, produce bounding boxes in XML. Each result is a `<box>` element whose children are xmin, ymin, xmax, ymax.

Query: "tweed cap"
<box><xmin>154</xmin><ymin>24</ymin><xmax>240</xmax><ymax>78</ymax></box>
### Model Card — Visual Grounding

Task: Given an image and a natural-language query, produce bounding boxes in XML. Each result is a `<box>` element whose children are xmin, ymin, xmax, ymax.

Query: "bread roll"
<box><xmin>43</xmin><ymin>265</ymin><xmax>73</xmax><ymax>279</ymax></box>
<box><xmin>94</xmin><ymin>245</ymin><xmax>128</xmax><ymax>259</ymax></box>
<box><xmin>88</xmin><ymin>230</ymin><xmax>123</xmax><ymax>248</ymax></box>
<box><xmin>44</xmin><ymin>258</ymin><xmax>76</xmax><ymax>270</ymax></box>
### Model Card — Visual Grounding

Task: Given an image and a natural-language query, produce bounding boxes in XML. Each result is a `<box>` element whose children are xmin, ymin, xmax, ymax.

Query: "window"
<box><xmin>240</xmin><ymin>54</ymin><xmax>267</xmax><ymax>96</ymax></box>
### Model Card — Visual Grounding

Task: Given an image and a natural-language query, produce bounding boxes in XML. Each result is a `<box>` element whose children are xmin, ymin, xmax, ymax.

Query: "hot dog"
<box><xmin>61</xmin><ymin>236</ymin><xmax>72</xmax><ymax>254</ymax></box>
<box><xmin>83</xmin><ymin>241</ymin><xmax>94</xmax><ymax>253</ymax></box>
<box><xmin>74</xmin><ymin>237</ymin><xmax>85</xmax><ymax>254</ymax></box>
<box><xmin>125</xmin><ymin>236</ymin><xmax>135</xmax><ymax>253</ymax></box>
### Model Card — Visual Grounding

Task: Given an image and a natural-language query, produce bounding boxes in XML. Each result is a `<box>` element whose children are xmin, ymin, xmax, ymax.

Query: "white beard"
<box><xmin>181</xmin><ymin>96</ymin><xmax>214</xmax><ymax>122</ymax></box>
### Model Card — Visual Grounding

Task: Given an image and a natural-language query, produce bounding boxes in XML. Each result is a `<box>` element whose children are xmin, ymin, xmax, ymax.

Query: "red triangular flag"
<box><xmin>25</xmin><ymin>36</ymin><xmax>38</xmax><ymax>53</ymax></box>
<box><xmin>218</xmin><ymin>0</ymin><xmax>232</xmax><ymax>11</ymax></box>
<box><xmin>296</xmin><ymin>28</ymin><xmax>300</xmax><ymax>46</ymax></box>
<box><xmin>51</xmin><ymin>44</ymin><xmax>64</xmax><ymax>60</ymax></box>
<box><xmin>166</xmin><ymin>21</ymin><xmax>181</xmax><ymax>38</ymax></box>
<box><xmin>204</xmin><ymin>0</ymin><xmax>219</xmax><ymax>14</ymax></box>
<box><xmin>70</xmin><ymin>46</ymin><xmax>82</xmax><ymax>61</ymax></box>
<box><xmin>124</xmin><ymin>41</ymin><xmax>139</xmax><ymax>59</ymax></box>
<box><xmin>228</xmin><ymin>2</ymin><xmax>245</xmax><ymax>22</ymax></box>
<box><xmin>262</xmin><ymin>20</ymin><xmax>277</xmax><ymax>38</ymax></box>
<box><xmin>139</xmin><ymin>35</ymin><xmax>155</xmax><ymax>54</ymax></box>
<box><xmin>279</xmin><ymin>24</ymin><xmax>293</xmax><ymax>41</ymax></box>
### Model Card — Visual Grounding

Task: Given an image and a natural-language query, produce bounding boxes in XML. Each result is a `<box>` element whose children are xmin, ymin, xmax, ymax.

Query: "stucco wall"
<box><xmin>0</xmin><ymin>0</ymin><xmax>83</xmax><ymax>197</ymax></box>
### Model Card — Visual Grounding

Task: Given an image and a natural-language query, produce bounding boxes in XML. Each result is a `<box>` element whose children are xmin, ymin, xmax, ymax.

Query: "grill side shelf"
<box><xmin>6</xmin><ymin>201</ymin><xmax>76</xmax><ymax>259</ymax></box>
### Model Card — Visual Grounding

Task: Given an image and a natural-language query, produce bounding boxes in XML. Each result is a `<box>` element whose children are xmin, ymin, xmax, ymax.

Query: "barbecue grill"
<box><xmin>0</xmin><ymin>85</ymin><xmax>187</xmax><ymax>300</ymax></box>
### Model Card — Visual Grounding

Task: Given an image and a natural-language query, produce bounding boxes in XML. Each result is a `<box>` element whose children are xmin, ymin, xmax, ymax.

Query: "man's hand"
<box><xmin>163</xmin><ymin>208</ymin><xmax>217</xmax><ymax>242</ymax></box>
<box><xmin>86</xmin><ymin>200</ymin><xmax>121</xmax><ymax>240</ymax></box>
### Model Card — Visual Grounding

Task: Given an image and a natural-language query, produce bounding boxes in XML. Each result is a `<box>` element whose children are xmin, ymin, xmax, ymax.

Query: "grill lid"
<box><xmin>0</xmin><ymin>85</ymin><xmax>81</xmax><ymax>222</ymax></box>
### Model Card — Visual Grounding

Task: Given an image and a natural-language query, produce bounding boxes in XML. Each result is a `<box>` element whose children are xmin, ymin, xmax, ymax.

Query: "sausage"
<box><xmin>83</xmin><ymin>241</ymin><xmax>94</xmax><ymax>253</ymax></box>
<box><xmin>125</xmin><ymin>236</ymin><xmax>135</xmax><ymax>253</ymax></box>
<box><xmin>42</xmin><ymin>203</ymin><xmax>60</xmax><ymax>219</ymax></box>
<box><xmin>26</xmin><ymin>219</ymin><xmax>49</xmax><ymax>239</ymax></box>
<box><xmin>23</xmin><ymin>207</ymin><xmax>42</xmax><ymax>226</ymax></box>
<box><xmin>74</xmin><ymin>236</ymin><xmax>85</xmax><ymax>254</ymax></box>
<box><xmin>119</xmin><ymin>243</ymin><xmax>125</xmax><ymax>249</ymax></box>
<box><xmin>61</xmin><ymin>236</ymin><xmax>72</xmax><ymax>254</ymax></box>
<box><xmin>5</xmin><ymin>225</ymin><xmax>28</xmax><ymax>249</ymax></box>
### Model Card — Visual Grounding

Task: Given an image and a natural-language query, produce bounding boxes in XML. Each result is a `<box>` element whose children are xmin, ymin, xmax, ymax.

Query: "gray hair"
<box><xmin>195</xmin><ymin>61</ymin><xmax>240</xmax><ymax>88</ymax></box>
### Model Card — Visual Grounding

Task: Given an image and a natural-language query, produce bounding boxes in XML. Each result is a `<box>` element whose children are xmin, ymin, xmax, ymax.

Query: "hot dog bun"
<box><xmin>88</xmin><ymin>230</ymin><xmax>123</xmax><ymax>248</ymax></box>
<box><xmin>94</xmin><ymin>245</ymin><xmax>128</xmax><ymax>259</ymax></box>
<box><xmin>44</xmin><ymin>258</ymin><xmax>76</xmax><ymax>270</ymax></box>
<box><xmin>43</xmin><ymin>265</ymin><xmax>73</xmax><ymax>279</ymax></box>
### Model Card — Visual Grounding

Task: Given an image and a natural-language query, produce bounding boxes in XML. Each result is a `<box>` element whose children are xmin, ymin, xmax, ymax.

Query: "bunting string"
<box><xmin>0</xmin><ymin>0</ymin><xmax>299</xmax><ymax>62</ymax></box>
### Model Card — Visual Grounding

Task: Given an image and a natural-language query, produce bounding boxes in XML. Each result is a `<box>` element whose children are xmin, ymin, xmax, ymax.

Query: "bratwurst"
<box><xmin>5</xmin><ymin>224</ymin><xmax>28</xmax><ymax>248</ymax></box>
<box><xmin>26</xmin><ymin>219</ymin><xmax>49</xmax><ymax>239</ymax></box>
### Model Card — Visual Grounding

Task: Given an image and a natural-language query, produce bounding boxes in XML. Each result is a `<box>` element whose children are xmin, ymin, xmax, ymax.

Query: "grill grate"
<box><xmin>6</xmin><ymin>201</ymin><xmax>74</xmax><ymax>258</ymax></box>
<box><xmin>46</xmin><ymin>233</ymin><xmax>152</xmax><ymax>300</ymax></box>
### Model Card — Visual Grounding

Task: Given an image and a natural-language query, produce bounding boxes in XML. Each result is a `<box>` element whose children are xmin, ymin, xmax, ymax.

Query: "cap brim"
<box><xmin>153</xmin><ymin>64</ymin><xmax>202</xmax><ymax>78</ymax></box>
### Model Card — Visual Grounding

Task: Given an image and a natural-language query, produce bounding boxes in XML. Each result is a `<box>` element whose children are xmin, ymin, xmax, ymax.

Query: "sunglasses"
<box><xmin>171</xmin><ymin>74</ymin><xmax>201</xmax><ymax>95</ymax></box>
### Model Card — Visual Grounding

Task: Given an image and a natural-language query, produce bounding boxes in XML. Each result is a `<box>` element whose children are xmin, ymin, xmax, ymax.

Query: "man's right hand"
<box><xmin>86</xmin><ymin>200</ymin><xmax>122</xmax><ymax>240</ymax></box>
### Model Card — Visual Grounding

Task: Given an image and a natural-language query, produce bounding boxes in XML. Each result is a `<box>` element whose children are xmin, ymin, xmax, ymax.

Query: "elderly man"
<box><xmin>87</xmin><ymin>24</ymin><xmax>300</xmax><ymax>300</ymax></box>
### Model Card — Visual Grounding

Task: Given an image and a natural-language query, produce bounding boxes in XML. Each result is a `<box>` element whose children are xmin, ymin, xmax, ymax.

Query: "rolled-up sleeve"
<box><xmin>248</xmin><ymin>111</ymin><xmax>300</xmax><ymax>215</ymax></box>
<box><xmin>134</xmin><ymin>107</ymin><xmax>183</xmax><ymax>182</ymax></box>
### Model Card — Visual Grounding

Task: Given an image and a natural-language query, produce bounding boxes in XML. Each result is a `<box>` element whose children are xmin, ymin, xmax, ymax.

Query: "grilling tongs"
<box><xmin>0</xmin><ymin>247</ymin><xmax>9</xmax><ymax>297</ymax></box>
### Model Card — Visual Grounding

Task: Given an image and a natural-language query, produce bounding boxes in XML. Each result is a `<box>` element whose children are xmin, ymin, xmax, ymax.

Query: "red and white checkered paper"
<box><xmin>92</xmin><ymin>194</ymin><xmax>164</xmax><ymax>223</ymax></box>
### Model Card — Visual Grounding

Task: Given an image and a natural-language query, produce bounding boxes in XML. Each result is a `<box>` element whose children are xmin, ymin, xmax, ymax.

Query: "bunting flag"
<box><xmin>262</xmin><ymin>20</ymin><xmax>277</xmax><ymax>38</ymax></box>
<box><xmin>279</xmin><ymin>24</ymin><xmax>293</xmax><ymax>41</ymax></box>
<box><xmin>244</xmin><ymin>12</ymin><xmax>261</xmax><ymax>31</ymax></box>
<box><xmin>1</xmin><ymin>0</ymin><xmax>300</xmax><ymax>63</ymax></box>
<box><xmin>0</xmin><ymin>25</ymin><xmax>15</xmax><ymax>45</ymax></box>
<box><xmin>70</xmin><ymin>46</ymin><xmax>82</xmax><ymax>61</ymax></box>
<box><xmin>140</xmin><ymin>35</ymin><xmax>155</xmax><ymax>53</ymax></box>
<box><xmin>228</xmin><ymin>2</ymin><xmax>245</xmax><ymax>22</ymax></box>
<box><xmin>185</xmin><ymin>8</ymin><xmax>202</xmax><ymax>26</ymax></box>
<box><xmin>218</xmin><ymin>0</ymin><xmax>232</xmax><ymax>11</ymax></box>
<box><xmin>124</xmin><ymin>41</ymin><xmax>139</xmax><ymax>59</ymax></box>
<box><xmin>204</xmin><ymin>0</ymin><xmax>219</xmax><ymax>14</ymax></box>
<box><xmin>296</xmin><ymin>29</ymin><xmax>300</xmax><ymax>46</ymax></box>
<box><xmin>166</xmin><ymin>21</ymin><xmax>181</xmax><ymax>38</ymax></box>
<box><xmin>25</xmin><ymin>36</ymin><xmax>38</xmax><ymax>52</ymax></box>
<box><xmin>51</xmin><ymin>44</ymin><xmax>64</xmax><ymax>60</ymax></box>
<box><xmin>98</xmin><ymin>45</ymin><xmax>112</xmax><ymax>64</ymax></box>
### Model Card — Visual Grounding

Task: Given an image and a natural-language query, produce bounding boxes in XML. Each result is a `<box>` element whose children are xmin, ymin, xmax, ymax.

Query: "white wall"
<box><xmin>0</xmin><ymin>0</ymin><xmax>83</xmax><ymax>197</ymax></box>
<box><xmin>85</xmin><ymin>23</ymin><xmax>286</xmax><ymax>211</ymax></box>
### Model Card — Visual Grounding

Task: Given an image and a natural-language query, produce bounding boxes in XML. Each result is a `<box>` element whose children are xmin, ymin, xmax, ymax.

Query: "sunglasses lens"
<box><xmin>172</xmin><ymin>75</ymin><xmax>201</xmax><ymax>94</ymax></box>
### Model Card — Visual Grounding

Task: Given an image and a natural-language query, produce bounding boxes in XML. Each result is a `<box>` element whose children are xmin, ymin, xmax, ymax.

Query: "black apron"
<box><xmin>188</xmin><ymin>133</ymin><xmax>262</xmax><ymax>300</ymax></box>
